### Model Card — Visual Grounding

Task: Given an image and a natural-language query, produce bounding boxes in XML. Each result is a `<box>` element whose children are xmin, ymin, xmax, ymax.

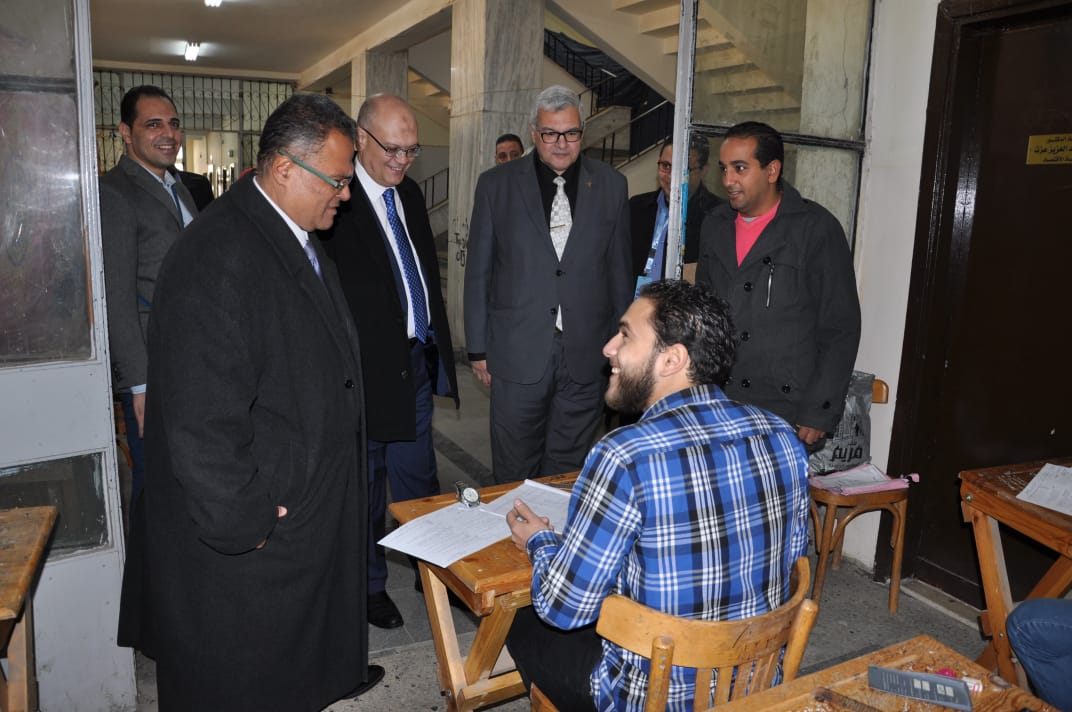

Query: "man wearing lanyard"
<box><xmin>629</xmin><ymin>137</ymin><xmax>722</xmax><ymax>289</ymax></box>
<box><xmin>99</xmin><ymin>84</ymin><xmax>197</xmax><ymax>506</ymax></box>
<box><xmin>322</xmin><ymin>94</ymin><xmax>458</xmax><ymax>630</ymax></box>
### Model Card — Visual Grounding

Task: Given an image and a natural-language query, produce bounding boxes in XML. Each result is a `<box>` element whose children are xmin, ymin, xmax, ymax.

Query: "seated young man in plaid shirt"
<box><xmin>505</xmin><ymin>280</ymin><xmax>810</xmax><ymax>712</ymax></box>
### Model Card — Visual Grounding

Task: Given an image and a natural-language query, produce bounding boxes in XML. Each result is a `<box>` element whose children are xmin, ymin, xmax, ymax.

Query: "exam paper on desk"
<box><xmin>379</xmin><ymin>479</ymin><xmax>572</xmax><ymax>568</ymax></box>
<box><xmin>1017</xmin><ymin>462</ymin><xmax>1072</xmax><ymax>517</ymax></box>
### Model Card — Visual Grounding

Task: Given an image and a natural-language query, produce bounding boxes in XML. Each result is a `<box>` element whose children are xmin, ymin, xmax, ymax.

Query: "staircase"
<box><xmin>555</xmin><ymin>0</ymin><xmax>805</xmax><ymax>128</ymax></box>
<box><xmin>543</xmin><ymin>29</ymin><xmax>672</xmax><ymax>167</ymax></box>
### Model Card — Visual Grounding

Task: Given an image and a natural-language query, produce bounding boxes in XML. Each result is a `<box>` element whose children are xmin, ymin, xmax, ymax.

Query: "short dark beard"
<box><xmin>606</xmin><ymin>351</ymin><xmax>658</xmax><ymax>415</ymax></box>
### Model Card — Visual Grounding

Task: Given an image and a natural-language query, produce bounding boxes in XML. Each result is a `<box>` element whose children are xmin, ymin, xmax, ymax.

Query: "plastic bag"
<box><xmin>809</xmin><ymin>370</ymin><xmax>873</xmax><ymax>474</ymax></box>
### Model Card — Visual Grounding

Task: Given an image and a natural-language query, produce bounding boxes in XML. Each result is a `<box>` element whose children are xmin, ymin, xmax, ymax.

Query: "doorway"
<box><xmin>888</xmin><ymin>0</ymin><xmax>1072</xmax><ymax>605</ymax></box>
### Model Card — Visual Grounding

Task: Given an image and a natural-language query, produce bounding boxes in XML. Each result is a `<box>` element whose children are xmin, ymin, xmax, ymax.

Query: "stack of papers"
<box><xmin>1016</xmin><ymin>463</ymin><xmax>1072</xmax><ymax>517</ymax></box>
<box><xmin>378</xmin><ymin>479</ymin><xmax>572</xmax><ymax>568</ymax></box>
<box><xmin>809</xmin><ymin>463</ymin><xmax>919</xmax><ymax>495</ymax></box>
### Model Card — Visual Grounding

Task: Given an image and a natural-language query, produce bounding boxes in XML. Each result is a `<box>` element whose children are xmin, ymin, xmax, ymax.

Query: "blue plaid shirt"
<box><xmin>526</xmin><ymin>384</ymin><xmax>809</xmax><ymax>712</ymax></box>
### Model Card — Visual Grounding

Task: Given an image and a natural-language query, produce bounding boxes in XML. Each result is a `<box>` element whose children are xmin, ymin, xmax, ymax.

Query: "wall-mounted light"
<box><xmin>205</xmin><ymin>0</ymin><xmax>223</xmax><ymax>7</ymax></box>
<box><xmin>184</xmin><ymin>42</ymin><xmax>200</xmax><ymax>61</ymax></box>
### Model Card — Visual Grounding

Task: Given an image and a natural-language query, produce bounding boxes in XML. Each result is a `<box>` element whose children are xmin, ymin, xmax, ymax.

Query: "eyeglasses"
<box><xmin>362</xmin><ymin>127</ymin><xmax>422</xmax><ymax>160</ymax></box>
<box><xmin>278</xmin><ymin>149</ymin><xmax>352</xmax><ymax>192</ymax></box>
<box><xmin>537</xmin><ymin>129</ymin><xmax>583</xmax><ymax>144</ymax></box>
<box><xmin>657</xmin><ymin>161</ymin><xmax>703</xmax><ymax>172</ymax></box>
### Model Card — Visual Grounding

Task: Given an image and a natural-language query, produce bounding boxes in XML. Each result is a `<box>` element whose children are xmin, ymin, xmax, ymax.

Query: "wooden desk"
<box><xmin>959</xmin><ymin>458</ymin><xmax>1072</xmax><ymax>687</ymax></box>
<box><xmin>0</xmin><ymin>506</ymin><xmax>58</xmax><ymax>712</ymax></box>
<box><xmin>714</xmin><ymin>634</ymin><xmax>1054</xmax><ymax>711</ymax></box>
<box><xmin>389</xmin><ymin>474</ymin><xmax>576</xmax><ymax>712</ymax></box>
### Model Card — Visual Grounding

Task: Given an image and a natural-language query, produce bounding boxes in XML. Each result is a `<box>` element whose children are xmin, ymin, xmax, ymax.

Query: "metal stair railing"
<box><xmin>420</xmin><ymin>167</ymin><xmax>449</xmax><ymax>211</ymax></box>
<box><xmin>591</xmin><ymin>99</ymin><xmax>674</xmax><ymax>167</ymax></box>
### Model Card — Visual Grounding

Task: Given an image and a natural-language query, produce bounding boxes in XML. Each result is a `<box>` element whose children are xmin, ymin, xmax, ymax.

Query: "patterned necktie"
<box><xmin>550</xmin><ymin>176</ymin><xmax>572</xmax><ymax>260</ymax></box>
<box><xmin>383</xmin><ymin>188</ymin><xmax>428</xmax><ymax>342</ymax></box>
<box><xmin>550</xmin><ymin>176</ymin><xmax>572</xmax><ymax>331</ymax></box>
<box><xmin>302</xmin><ymin>237</ymin><xmax>323</xmax><ymax>281</ymax></box>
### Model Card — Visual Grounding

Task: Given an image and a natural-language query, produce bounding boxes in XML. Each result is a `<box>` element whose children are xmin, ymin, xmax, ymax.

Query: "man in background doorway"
<box><xmin>99</xmin><ymin>85</ymin><xmax>197</xmax><ymax>505</ymax></box>
<box><xmin>495</xmin><ymin>132</ymin><xmax>525</xmax><ymax>164</ymax></box>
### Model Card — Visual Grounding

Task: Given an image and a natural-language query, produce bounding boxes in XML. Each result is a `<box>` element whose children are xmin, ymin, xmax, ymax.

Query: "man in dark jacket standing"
<box><xmin>321</xmin><ymin>94</ymin><xmax>458</xmax><ymax>629</ymax></box>
<box><xmin>696</xmin><ymin>121</ymin><xmax>860</xmax><ymax>449</ymax></box>
<box><xmin>629</xmin><ymin>135</ymin><xmax>721</xmax><ymax>286</ymax></box>
<box><xmin>141</xmin><ymin>93</ymin><xmax>381</xmax><ymax>711</ymax></box>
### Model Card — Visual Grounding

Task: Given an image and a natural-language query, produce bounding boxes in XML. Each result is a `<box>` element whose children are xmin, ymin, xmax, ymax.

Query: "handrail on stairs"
<box><xmin>420</xmin><ymin>167</ymin><xmax>449</xmax><ymax>211</ymax></box>
<box><xmin>543</xmin><ymin>30</ymin><xmax>618</xmax><ymax>117</ymax></box>
<box><xmin>592</xmin><ymin>99</ymin><xmax>674</xmax><ymax>167</ymax></box>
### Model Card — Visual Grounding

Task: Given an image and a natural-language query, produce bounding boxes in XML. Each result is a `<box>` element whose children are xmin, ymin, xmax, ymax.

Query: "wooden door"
<box><xmin>888</xmin><ymin>0</ymin><xmax>1072</xmax><ymax>605</ymax></box>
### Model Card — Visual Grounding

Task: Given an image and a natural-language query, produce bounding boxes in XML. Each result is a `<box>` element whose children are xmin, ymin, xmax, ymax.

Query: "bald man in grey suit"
<box><xmin>464</xmin><ymin>86</ymin><xmax>632</xmax><ymax>483</ymax></box>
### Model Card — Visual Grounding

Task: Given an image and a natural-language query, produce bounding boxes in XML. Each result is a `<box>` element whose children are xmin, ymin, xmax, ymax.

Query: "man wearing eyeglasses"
<box><xmin>139</xmin><ymin>93</ymin><xmax>381</xmax><ymax>709</ymax></box>
<box><xmin>320</xmin><ymin>94</ymin><xmax>458</xmax><ymax>630</ymax></box>
<box><xmin>629</xmin><ymin>136</ymin><xmax>722</xmax><ymax>289</ymax></box>
<box><xmin>465</xmin><ymin>85</ymin><xmax>632</xmax><ymax>483</ymax></box>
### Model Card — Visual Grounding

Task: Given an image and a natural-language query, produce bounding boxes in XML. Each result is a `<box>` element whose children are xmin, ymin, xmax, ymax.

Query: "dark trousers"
<box><xmin>119</xmin><ymin>391</ymin><xmax>146</xmax><ymax>502</ymax></box>
<box><xmin>367</xmin><ymin>340</ymin><xmax>439</xmax><ymax>594</ymax></box>
<box><xmin>490</xmin><ymin>333</ymin><xmax>604</xmax><ymax>483</ymax></box>
<box><xmin>506</xmin><ymin>606</ymin><xmax>601</xmax><ymax>711</ymax></box>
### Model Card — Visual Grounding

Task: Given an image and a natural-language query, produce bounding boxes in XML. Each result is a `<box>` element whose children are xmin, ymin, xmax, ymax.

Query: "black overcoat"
<box><xmin>142</xmin><ymin>175</ymin><xmax>368</xmax><ymax>711</ymax></box>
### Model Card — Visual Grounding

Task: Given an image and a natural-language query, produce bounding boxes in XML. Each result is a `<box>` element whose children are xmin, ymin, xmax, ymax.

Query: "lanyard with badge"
<box><xmin>635</xmin><ymin>192</ymin><xmax>670</xmax><ymax>298</ymax></box>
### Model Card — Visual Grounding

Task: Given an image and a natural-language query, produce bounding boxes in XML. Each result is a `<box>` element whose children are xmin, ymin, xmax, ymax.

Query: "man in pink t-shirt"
<box><xmin>695</xmin><ymin>121</ymin><xmax>861</xmax><ymax>450</ymax></box>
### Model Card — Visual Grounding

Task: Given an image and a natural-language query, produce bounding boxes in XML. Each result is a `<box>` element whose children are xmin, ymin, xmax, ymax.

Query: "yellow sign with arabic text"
<box><xmin>1026</xmin><ymin>134</ymin><xmax>1072</xmax><ymax>165</ymax></box>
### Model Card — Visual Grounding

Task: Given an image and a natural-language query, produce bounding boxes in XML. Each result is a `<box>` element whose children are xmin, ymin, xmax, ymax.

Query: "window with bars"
<box><xmin>93</xmin><ymin>70</ymin><xmax>293</xmax><ymax>192</ymax></box>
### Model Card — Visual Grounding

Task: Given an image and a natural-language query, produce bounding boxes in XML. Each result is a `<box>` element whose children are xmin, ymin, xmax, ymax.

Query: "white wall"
<box><xmin>840</xmin><ymin>0</ymin><xmax>941</xmax><ymax>565</ymax></box>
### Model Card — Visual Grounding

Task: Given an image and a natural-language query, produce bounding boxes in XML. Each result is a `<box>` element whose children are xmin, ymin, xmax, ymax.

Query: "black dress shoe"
<box><xmin>367</xmin><ymin>591</ymin><xmax>404</xmax><ymax>629</ymax></box>
<box><xmin>340</xmin><ymin>664</ymin><xmax>385</xmax><ymax>699</ymax></box>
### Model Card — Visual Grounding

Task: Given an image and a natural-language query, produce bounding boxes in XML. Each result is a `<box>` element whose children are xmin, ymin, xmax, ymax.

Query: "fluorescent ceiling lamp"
<box><xmin>205</xmin><ymin>0</ymin><xmax>223</xmax><ymax>6</ymax></box>
<box><xmin>184</xmin><ymin>42</ymin><xmax>200</xmax><ymax>61</ymax></box>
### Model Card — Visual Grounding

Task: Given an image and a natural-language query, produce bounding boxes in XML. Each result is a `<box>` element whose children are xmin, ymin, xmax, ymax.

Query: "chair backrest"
<box><xmin>872</xmin><ymin>377</ymin><xmax>889</xmax><ymax>404</ymax></box>
<box><xmin>594</xmin><ymin>557</ymin><xmax>819</xmax><ymax>712</ymax></box>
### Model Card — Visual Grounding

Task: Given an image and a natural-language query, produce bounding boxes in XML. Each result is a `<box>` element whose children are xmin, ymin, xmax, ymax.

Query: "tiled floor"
<box><xmin>135</xmin><ymin>369</ymin><xmax>991</xmax><ymax>712</ymax></box>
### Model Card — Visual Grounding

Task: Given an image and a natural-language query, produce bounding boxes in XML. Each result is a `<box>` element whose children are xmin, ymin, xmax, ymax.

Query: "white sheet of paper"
<box><xmin>378</xmin><ymin>479</ymin><xmax>572</xmax><ymax>568</ymax></box>
<box><xmin>1016</xmin><ymin>463</ymin><xmax>1072</xmax><ymax>517</ymax></box>
<box><xmin>481</xmin><ymin>479</ymin><xmax>573</xmax><ymax>530</ymax></box>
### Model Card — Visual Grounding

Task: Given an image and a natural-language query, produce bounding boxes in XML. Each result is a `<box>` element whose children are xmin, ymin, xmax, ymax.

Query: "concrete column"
<box><xmin>350</xmin><ymin>50</ymin><xmax>409</xmax><ymax>117</ymax></box>
<box><xmin>447</xmin><ymin>0</ymin><xmax>544</xmax><ymax>347</ymax></box>
<box><xmin>794</xmin><ymin>0</ymin><xmax>871</xmax><ymax>237</ymax></box>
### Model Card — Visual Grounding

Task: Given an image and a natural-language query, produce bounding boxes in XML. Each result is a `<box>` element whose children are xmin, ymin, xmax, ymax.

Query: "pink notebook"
<box><xmin>809</xmin><ymin>463</ymin><xmax>919</xmax><ymax>495</ymax></box>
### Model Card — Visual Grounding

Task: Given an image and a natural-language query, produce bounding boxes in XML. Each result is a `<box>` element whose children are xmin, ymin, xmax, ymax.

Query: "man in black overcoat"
<box><xmin>140</xmin><ymin>93</ymin><xmax>382</xmax><ymax>710</ymax></box>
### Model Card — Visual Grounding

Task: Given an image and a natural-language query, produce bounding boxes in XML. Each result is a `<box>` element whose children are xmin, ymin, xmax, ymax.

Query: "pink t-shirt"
<box><xmin>735</xmin><ymin>200</ymin><xmax>781</xmax><ymax>266</ymax></box>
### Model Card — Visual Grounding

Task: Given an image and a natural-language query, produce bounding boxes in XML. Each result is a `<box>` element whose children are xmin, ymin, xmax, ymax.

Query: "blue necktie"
<box><xmin>170</xmin><ymin>183</ymin><xmax>183</xmax><ymax>216</ymax></box>
<box><xmin>303</xmin><ymin>238</ymin><xmax>323</xmax><ymax>281</ymax></box>
<box><xmin>383</xmin><ymin>188</ymin><xmax>428</xmax><ymax>342</ymax></box>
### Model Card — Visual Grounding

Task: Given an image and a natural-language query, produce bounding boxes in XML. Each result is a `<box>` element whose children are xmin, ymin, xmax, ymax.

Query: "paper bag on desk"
<box><xmin>810</xmin><ymin>463</ymin><xmax>919</xmax><ymax>495</ymax></box>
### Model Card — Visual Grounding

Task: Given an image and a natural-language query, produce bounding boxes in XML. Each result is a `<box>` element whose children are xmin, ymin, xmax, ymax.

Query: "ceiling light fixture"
<box><xmin>205</xmin><ymin>0</ymin><xmax>223</xmax><ymax>7</ymax></box>
<box><xmin>184</xmin><ymin>42</ymin><xmax>200</xmax><ymax>61</ymax></box>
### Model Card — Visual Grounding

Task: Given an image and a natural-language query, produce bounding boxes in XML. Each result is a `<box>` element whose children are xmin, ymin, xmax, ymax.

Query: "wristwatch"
<box><xmin>454</xmin><ymin>481</ymin><xmax>481</xmax><ymax>508</ymax></box>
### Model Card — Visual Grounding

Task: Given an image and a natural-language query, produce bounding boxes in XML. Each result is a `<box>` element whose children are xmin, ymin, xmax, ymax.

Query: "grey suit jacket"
<box><xmin>464</xmin><ymin>154</ymin><xmax>632</xmax><ymax>385</ymax></box>
<box><xmin>99</xmin><ymin>154</ymin><xmax>197</xmax><ymax>390</ymax></box>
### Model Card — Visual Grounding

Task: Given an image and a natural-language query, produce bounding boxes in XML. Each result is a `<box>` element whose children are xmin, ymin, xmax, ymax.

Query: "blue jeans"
<box><xmin>1007</xmin><ymin>598</ymin><xmax>1072</xmax><ymax>711</ymax></box>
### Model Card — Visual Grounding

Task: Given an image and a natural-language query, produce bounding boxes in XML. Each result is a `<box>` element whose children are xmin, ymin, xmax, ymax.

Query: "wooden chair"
<box><xmin>529</xmin><ymin>557</ymin><xmax>818</xmax><ymax>712</ymax></box>
<box><xmin>809</xmin><ymin>378</ymin><xmax>907</xmax><ymax>613</ymax></box>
